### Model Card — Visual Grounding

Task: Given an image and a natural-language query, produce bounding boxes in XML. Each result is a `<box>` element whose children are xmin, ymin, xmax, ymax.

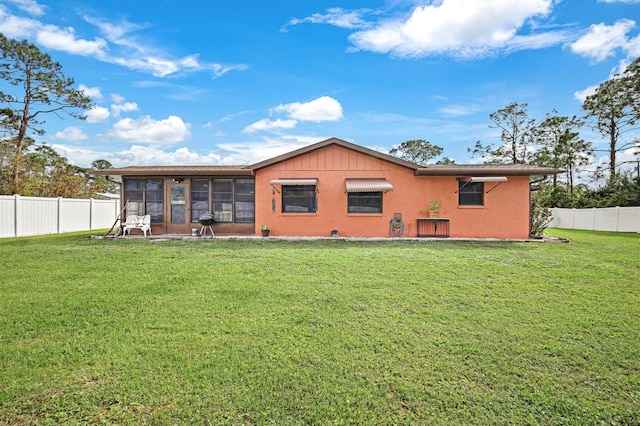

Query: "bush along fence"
<box><xmin>550</xmin><ymin>206</ymin><xmax>640</xmax><ymax>233</ymax></box>
<box><xmin>0</xmin><ymin>195</ymin><xmax>120</xmax><ymax>238</ymax></box>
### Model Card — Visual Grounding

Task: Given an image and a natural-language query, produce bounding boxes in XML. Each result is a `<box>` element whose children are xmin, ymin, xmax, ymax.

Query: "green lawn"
<box><xmin>0</xmin><ymin>230</ymin><xmax>638</xmax><ymax>425</ymax></box>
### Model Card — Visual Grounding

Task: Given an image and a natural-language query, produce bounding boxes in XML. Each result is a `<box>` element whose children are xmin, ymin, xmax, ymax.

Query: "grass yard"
<box><xmin>0</xmin><ymin>230</ymin><xmax>639</xmax><ymax>425</ymax></box>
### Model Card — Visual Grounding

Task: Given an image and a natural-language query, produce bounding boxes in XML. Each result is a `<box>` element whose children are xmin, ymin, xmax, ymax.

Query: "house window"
<box><xmin>282</xmin><ymin>185</ymin><xmax>316</xmax><ymax>213</ymax></box>
<box><xmin>212</xmin><ymin>178</ymin><xmax>255</xmax><ymax>223</ymax></box>
<box><xmin>234</xmin><ymin>179</ymin><xmax>255</xmax><ymax>223</ymax></box>
<box><xmin>212</xmin><ymin>179</ymin><xmax>233</xmax><ymax>222</ymax></box>
<box><xmin>458</xmin><ymin>181</ymin><xmax>484</xmax><ymax>206</ymax></box>
<box><xmin>123</xmin><ymin>178</ymin><xmax>164</xmax><ymax>222</ymax></box>
<box><xmin>348</xmin><ymin>192</ymin><xmax>383</xmax><ymax>213</ymax></box>
<box><xmin>190</xmin><ymin>179</ymin><xmax>209</xmax><ymax>222</ymax></box>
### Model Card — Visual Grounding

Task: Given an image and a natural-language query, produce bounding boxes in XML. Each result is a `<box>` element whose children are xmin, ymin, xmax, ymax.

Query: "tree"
<box><xmin>623</xmin><ymin>56</ymin><xmax>640</xmax><ymax>122</ymax></box>
<box><xmin>389</xmin><ymin>139</ymin><xmax>444</xmax><ymax>165</ymax></box>
<box><xmin>582</xmin><ymin>64</ymin><xmax>639</xmax><ymax>184</ymax></box>
<box><xmin>469</xmin><ymin>102</ymin><xmax>536</xmax><ymax>164</ymax></box>
<box><xmin>91</xmin><ymin>159</ymin><xmax>119</xmax><ymax>195</ymax></box>
<box><xmin>0</xmin><ymin>34</ymin><xmax>92</xmax><ymax>194</ymax></box>
<box><xmin>531</xmin><ymin>112</ymin><xmax>592</xmax><ymax>192</ymax></box>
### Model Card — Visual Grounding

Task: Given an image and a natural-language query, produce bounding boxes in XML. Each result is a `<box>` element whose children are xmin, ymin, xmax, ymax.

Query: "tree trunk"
<box><xmin>609</xmin><ymin>111</ymin><xmax>616</xmax><ymax>185</ymax></box>
<box><xmin>11</xmin><ymin>75</ymin><xmax>31</xmax><ymax>195</ymax></box>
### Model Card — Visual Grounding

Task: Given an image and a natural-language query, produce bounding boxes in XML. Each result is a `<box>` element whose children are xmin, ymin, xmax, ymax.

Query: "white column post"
<box><xmin>14</xmin><ymin>194</ymin><xmax>20</xmax><ymax>237</ymax></box>
<box><xmin>58</xmin><ymin>197</ymin><xmax>63</xmax><ymax>234</ymax></box>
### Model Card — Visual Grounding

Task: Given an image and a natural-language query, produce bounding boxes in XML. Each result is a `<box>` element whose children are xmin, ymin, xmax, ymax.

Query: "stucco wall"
<box><xmin>254</xmin><ymin>145</ymin><xmax>532</xmax><ymax>239</ymax></box>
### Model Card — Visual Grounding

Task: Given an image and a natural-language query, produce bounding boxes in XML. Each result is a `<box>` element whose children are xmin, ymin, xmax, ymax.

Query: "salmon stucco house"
<box><xmin>95</xmin><ymin>137</ymin><xmax>560</xmax><ymax>239</ymax></box>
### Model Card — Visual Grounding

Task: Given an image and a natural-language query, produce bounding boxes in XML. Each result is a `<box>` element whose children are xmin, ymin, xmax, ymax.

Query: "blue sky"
<box><xmin>1</xmin><ymin>0</ymin><xmax>639</xmax><ymax>170</ymax></box>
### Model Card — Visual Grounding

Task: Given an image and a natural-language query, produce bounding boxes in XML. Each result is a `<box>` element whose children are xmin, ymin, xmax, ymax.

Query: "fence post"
<box><xmin>90</xmin><ymin>198</ymin><xmax>94</xmax><ymax>230</ymax></box>
<box><xmin>13</xmin><ymin>194</ymin><xmax>20</xmax><ymax>237</ymax></box>
<box><xmin>57</xmin><ymin>197</ymin><xmax>63</xmax><ymax>234</ymax></box>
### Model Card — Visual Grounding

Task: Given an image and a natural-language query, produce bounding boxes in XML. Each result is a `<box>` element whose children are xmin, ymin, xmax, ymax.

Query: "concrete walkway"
<box><xmin>99</xmin><ymin>233</ymin><xmax>569</xmax><ymax>243</ymax></box>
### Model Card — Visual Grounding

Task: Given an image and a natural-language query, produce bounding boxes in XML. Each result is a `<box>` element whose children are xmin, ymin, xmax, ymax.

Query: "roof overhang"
<box><xmin>345</xmin><ymin>178</ymin><xmax>393</xmax><ymax>193</ymax></box>
<box><xmin>94</xmin><ymin>166</ymin><xmax>253</xmax><ymax>179</ymax></box>
<box><xmin>415</xmin><ymin>165</ymin><xmax>562</xmax><ymax>176</ymax></box>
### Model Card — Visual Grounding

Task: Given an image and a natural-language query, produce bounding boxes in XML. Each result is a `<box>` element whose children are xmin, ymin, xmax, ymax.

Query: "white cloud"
<box><xmin>0</xmin><ymin>7</ymin><xmax>108</xmax><ymax>57</ymax></box>
<box><xmin>438</xmin><ymin>103</ymin><xmax>483</xmax><ymax>117</ymax></box>
<box><xmin>111</xmin><ymin>94</ymin><xmax>125</xmax><ymax>104</ymax></box>
<box><xmin>85</xmin><ymin>106</ymin><xmax>110</xmax><ymax>123</ymax></box>
<box><xmin>4</xmin><ymin>0</ymin><xmax>45</xmax><ymax>16</ymax></box>
<box><xmin>53</xmin><ymin>126</ymin><xmax>88</xmax><ymax>142</ymax></box>
<box><xmin>0</xmin><ymin>8</ymin><xmax>42</xmax><ymax>38</ymax></box>
<box><xmin>0</xmin><ymin>7</ymin><xmax>247</xmax><ymax>79</ymax></box>
<box><xmin>104</xmin><ymin>115</ymin><xmax>190</xmax><ymax>145</ymax></box>
<box><xmin>282</xmin><ymin>8</ymin><xmax>372</xmax><ymax>32</ymax></box>
<box><xmin>243</xmin><ymin>118</ymin><xmax>298</xmax><ymax>134</ymax></box>
<box><xmin>347</xmin><ymin>0</ymin><xmax>558</xmax><ymax>59</ymax></box>
<box><xmin>79</xmin><ymin>84</ymin><xmax>103</xmax><ymax>100</ymax></box>
<box><xmin>570</xmin><ymin>19</ymin><xmax>636</xmax><ymax>62</ymax></box>
<box><xmin>84</xmin><ymin>15</ymin><xmax>248</xmax><ymax>78</ymax></box>
<box><xmin>111</xmin><ymin>101</ymin><xmax>139</xmax><ymax>117</ymax></box>
<box><xmin>272</xmin><ymin>96</ymin><xmax>343</xmax><ymax>122</ymax></box>
<box><xmin>35</xmin><ymin>24</ymin><xmax>107</xmax><ymax>57</ymax></box>
<box><xmin>573</xmin><ymin>85</ymin><xmax>599</xmax><ymax>103</ymax></box>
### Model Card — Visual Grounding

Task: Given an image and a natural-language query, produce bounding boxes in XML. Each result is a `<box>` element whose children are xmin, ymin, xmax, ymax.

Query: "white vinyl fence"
<box><xmin>0</xmin><ymin>195</ymin><xmax>121</xmax><ymax>238</ymax></box>
<box><xmin>550</xmin><ymin>206</ymin><xmax>640</xmax><ymax>233</ymax></box>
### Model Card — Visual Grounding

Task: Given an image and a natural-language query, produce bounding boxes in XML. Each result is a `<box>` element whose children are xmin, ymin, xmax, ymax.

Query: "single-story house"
<box><xmin>95</xmin><ymin>137</ymin><xmax>560</xmax><ymax>239</ymax></box>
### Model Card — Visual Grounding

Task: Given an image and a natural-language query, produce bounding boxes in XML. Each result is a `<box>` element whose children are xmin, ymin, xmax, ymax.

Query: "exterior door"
<box><xmin>166</xmin><ymin>182</ymin><xmax>190</xmax><ymax>234</ymax></box>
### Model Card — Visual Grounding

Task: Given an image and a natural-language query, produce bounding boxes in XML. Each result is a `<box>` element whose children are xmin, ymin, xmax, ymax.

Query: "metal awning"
<box><xmin>270</xmin><ymin>178</ymin><xmax>317</xmax><ymax>186</ymax></box>
<box><xmin>457</xmin><ymin>176</ymin><xmax>508</xmax><ymax>193</ymax></box>
<box><xmin>345</xmin><ymin>178</ymin><xmax>393</xmax><ymax>193</ymax></box>
<box><xmin>462</xmin><ymin>176</ymin><xmax>508</xmax><ymax>183</ymax></box>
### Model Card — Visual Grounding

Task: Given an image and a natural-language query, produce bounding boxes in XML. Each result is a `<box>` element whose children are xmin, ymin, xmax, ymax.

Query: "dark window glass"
<box><xmin>191</xmin><ymin>179</ymin><xmax>209</xmax><ymax>222</ymax></box>
<box><xmin>235</xmin><ymin>179</ymin><xmax>255</xmax><ymax>223</ymax></box>
<box><xmin>282</xmin><ymin>185</ymin><xmax>316</xmax><ymax>213</ymax></box>
<box><xmin>146</xmin><ymin>179</ymin><xmax>164</xmax><ymax>222</ymax></box>
<box><xmin>212</xmin><ymin>178</ymin><xmax>233</xmax><ymax>222</ymax></box>
<box><xmin>124</xmin><ymin>178</ymin><xmax>164</xmax><ymax>221</ymax></box>
<box><xmin>124</xmin><ymin>179</ymin><xmax>143</xmax><ymax>217</ymax></box>
<box><xmin>348</xmin><ymin>192</ymin><xmax>383</xmax><ymax>213</ymax></box>
<box><xmin>459</xmin><ymin>181</ymin><xmax>484</xmax><ymax>206</ymax></box>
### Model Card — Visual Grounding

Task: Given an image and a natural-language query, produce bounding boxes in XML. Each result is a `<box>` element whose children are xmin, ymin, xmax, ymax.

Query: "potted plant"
<box><xmin>428</xmin><ymin>199</ymin><xmax>441</xmax><ymax>217</ymax></box>
<box><xmin>260</xmin><ymin>225</ymin><xmax>270</xmax><ymax>237</ymax></box>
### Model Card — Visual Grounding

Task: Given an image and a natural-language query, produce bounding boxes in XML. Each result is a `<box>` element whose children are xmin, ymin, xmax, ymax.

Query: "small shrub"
<box><xmin>530</xmin><ymin>201</ymin><xmax>552</xmax><ymax>236</ymax></box>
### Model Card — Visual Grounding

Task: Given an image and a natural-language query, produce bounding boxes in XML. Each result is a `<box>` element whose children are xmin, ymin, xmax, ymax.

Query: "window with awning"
<box><xmin>457</xmin><ymin>176</ymin><xmax>508</xmax><ymax>205</ymax></box>
<box><xmin>270</xmin><ymin>179</ymin><xmax>318</xmax><ymax>213</ymax></box>
<box><xmin>345</xmin><ymin>179</ymin><xmax>392</xmax><ymax>213</ymax></box>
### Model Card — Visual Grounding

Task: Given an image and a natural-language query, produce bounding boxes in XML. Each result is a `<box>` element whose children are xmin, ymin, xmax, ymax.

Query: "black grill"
<box><xmin>198</xmin><ymin>214</ymin><xmax>215</xmax><ymax>226</ymax></box>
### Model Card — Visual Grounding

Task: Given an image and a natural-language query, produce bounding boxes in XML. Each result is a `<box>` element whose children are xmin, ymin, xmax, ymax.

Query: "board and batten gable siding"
<box><xmin>266</xmin><ymin>144</ymin><xmax>401</xmax><ymax>172</ymax></box>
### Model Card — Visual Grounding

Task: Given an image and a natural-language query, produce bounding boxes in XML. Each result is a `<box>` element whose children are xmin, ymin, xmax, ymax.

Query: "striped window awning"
<box><xmin>457</xmin><ymin>176</ymin><xmax>508</xmax><ymax>194</ymax></box>
<box><xmin>270</xmin><ymin>178</ymin><xmax>317</xmax><ymax>186</ymax></box>
<box><xmin>345</xmin><ymin>178</ymin><xmax>394</xmax><ymax>193</ymax></box>
<box><xmin>460</xmin><ymin>176</ymin><xmax>508</xmax><ymax>183</ymax></box>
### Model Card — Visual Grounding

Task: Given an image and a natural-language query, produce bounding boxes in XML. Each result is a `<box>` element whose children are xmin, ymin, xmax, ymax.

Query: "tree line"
<box><xmin>390</xmin><ymin>56</ymin><xmax>640</xmax><ymax>208</ymax></box>
<box><xmin>0</xmin><ymin>33</ymin><xmax>116</xmax><ymax>198</ymax></box>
